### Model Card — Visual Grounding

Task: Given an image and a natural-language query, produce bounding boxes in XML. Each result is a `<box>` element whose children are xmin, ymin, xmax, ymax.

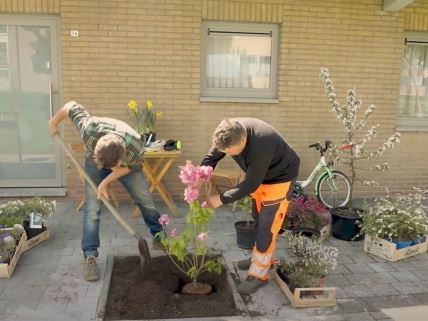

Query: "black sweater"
<box><xmin>201</xmin><ymin>118</ymin><xmax>300</xmax><ymax>204</ymax></box>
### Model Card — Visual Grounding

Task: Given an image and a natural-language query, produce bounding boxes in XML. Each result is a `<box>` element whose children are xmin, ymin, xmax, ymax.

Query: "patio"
<box><xmin>1</xmin><ymin>200</ymin><xmax>428</xmax><ymax>321</ymax></box>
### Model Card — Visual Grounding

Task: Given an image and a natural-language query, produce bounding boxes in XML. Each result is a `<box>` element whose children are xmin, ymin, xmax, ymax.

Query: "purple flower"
<box><xmin>158</xmin><ymin>214</ymin><xmax>169</xmax><ymax>226</ymax></box>
<box><xmin>184</xmin><ymin>186</ymin><xmax>199</xmax><ymax>203</ymax></box>
<box><xmin>179</xmin><ymin>160</ymin><xmax>199</xmax><ymax>186</ymax></box>
<box><xmin>197</xmin><ymin>166</ymin><xmax>213</xmax><ymax>182</ymax></box>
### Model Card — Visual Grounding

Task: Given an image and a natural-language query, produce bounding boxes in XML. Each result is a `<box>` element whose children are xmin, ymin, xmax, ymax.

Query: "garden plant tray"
<box><xmin>0</xmin><ymin>229</ymin><xmax>27</xmax><ymax>278</ymax></box>
<box><xmin>364</xmin><ymin>235</ymin><xmax>428</xmax><ymax>262</ymax></box>
<box><xmin>273</xmin><ymin>269</ymin><xmax>336</xmax><ymax>308</ymax></box>
<box><xmin>22</xmin><ymin>228</ymin><xmax>50</xmax><ymax>252</ymax></box>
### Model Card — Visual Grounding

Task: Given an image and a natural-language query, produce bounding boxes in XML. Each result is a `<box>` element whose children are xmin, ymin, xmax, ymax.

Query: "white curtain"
<box><xmin>205</xmin><ymin>33</ymin><xmax>271</xmax><ymax>90</ymax></box>
<box><xmin>399</xmin><ymin>44</ymin><xmax>428</xmax><ymax>118</ymax></box>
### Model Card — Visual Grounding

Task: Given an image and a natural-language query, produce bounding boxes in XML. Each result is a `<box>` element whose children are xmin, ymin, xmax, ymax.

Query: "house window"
<box><xmin>397</xmin><ymin>32</ymin><xmax>428</xmax><ymax>131</ymax></box>
<box><xmin>201</xmin><ymin>22</ymin><xmax>279</xmax><ymax>102</ymax></box>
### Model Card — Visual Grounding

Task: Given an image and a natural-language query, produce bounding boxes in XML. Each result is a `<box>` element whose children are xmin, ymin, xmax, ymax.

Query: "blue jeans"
<box><xmin>82</xmin><ymin>157</ymin><xmax>162</xmax><ymax>257</ymax></box>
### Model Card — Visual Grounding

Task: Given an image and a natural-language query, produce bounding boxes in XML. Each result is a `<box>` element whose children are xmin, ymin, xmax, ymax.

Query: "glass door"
<box><xmin>0</xmin><ymin>16</ymin><xmax>62</xmax><ymax>188</ymax></box>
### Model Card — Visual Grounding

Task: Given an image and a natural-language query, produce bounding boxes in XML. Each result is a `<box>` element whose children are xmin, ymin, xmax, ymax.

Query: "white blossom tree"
<box><xmin>320</xmin><ymin>68</ymin><xmax>401</xmax><ymax>201</ymax></box>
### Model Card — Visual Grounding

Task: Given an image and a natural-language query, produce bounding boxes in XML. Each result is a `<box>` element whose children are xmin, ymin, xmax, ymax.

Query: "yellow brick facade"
<box><xmin>1</xmin><ymin>0</ymin><xmax>427</xmax><ymax>202</ymax></box>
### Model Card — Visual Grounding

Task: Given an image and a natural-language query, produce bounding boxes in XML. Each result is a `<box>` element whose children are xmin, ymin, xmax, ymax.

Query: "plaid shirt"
<box><xmin>66</xmin><ymin>101</ymin><xmax>144</xmax><ymax>170</ymax></box>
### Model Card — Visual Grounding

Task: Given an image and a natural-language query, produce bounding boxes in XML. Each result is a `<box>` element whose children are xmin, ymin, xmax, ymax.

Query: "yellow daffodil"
<box><xmin>156</xmin><ymin>111</ymin><xmax>163</xmax><ymax>119</ymax></box>
<box><xmin>146</xmin><ymin>100</ymin><xmax>153</xmax><ymax>110</ymax></box>
<box><xmin>128</xmin><ymin>100</ymin><xmax>138</xmax><ymax>110</ymax></box>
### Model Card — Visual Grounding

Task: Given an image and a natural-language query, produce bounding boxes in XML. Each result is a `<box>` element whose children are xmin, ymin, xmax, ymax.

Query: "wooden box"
<box><xmin>273</xmin><ymin>269</ymin><xmax>336</xmax><ymax>308</ymax></box>
<box><xmin>23</xmin><ymin>228</ymin><xmax>50</xmax><ymax>252</ymax></box>
<box><xmin>364</xmin><ymin>235</ymin><xmax>428</xmax><ymax>262</ymax></box>
<box><xmin>0</xmin><ymin>229</ymin><xmax>27</xmax><ymax>278</ymax></box>
<box><xmin>280</xmin><ymin>224</ymin><xmax>331</xmax><ymax>241</ymax></box>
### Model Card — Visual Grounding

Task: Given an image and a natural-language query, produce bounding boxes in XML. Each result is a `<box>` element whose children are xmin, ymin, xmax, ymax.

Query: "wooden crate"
<box><xmin>364</xmin><ymin>235</ymin><xmax>428</xmax><ymax>262</ymax></box>
<box><xmin>280</xmin><ymin>224</ymin><xmax>331</xmax><ymax>241</ymax></box>
<box><xmin>273</xmin><ymin>269</ymin><xmax>336</xmax><ymax>308</ymax></box>
<box><xmin>22</xmin><ymin>228</ymin><xmax>50</xmax><ymax>252</ymax></box>
<box><xmin>0</xmin><ymin>229</ymin><xmax>27</xmax><ymax>278</ymax></box>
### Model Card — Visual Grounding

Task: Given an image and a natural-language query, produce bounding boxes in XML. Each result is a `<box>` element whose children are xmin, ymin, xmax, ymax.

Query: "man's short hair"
<box><xmin>212</xmin><ymin>119</ymin><xmax>246</xmax><ymax>150</ymax></box>
<box><xmin>93</xmin><ymin>134</ymin><xmax>126</xmax><ymax>169</ymax></box>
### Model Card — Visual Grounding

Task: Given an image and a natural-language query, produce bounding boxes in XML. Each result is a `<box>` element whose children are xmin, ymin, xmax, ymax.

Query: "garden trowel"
<box><xmin>54</xmin><ymin>134</ymin><xmax>151</xmax><ymax>276</ymax></box>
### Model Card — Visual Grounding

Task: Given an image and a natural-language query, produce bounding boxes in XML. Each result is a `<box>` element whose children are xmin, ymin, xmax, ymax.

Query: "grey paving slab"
<box><xmin>391</xmin><ymin>282</ymin><xmax>424</xmax><ymax>295</ymax></box>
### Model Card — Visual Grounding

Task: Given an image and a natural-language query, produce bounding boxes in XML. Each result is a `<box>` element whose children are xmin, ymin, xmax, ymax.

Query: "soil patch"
<box><xmin>104</xmin><ymin>255</ymin><xmax>241</xmax><ymax>320</ymax></box>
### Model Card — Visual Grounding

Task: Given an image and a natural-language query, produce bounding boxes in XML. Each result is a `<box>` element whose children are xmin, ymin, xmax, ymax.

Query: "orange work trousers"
<box><xmin>248</xmin><ymin>181</ymin><xmax>293</xmax><ymax>281</ymax></box>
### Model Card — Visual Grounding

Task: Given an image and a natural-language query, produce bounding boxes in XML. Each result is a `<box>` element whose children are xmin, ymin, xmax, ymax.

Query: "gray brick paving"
<box><xmin>0</xmin><ymin>201</ymin><xmax>427</xmax><ymax>321</ymax></box>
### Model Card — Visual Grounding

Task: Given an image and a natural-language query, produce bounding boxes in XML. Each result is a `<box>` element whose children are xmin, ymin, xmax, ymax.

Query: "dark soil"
<box><xmin>104</xmin><ymin>255</ymin><xmax>241</xmax><ymax>320</ymax></box>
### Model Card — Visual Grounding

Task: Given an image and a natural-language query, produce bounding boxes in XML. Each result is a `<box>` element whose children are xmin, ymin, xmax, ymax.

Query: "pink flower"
<box><xmin>184</xmin><ymin>186</ymin><xmax>199</xmax><ymax>203</ymax></box>
<box><xmin>197</xmin><ymin>166</ymin><xmax>213</xmax><ymax>182</ymax></box>
<box><xmin>201</xmin><ymin>201</ymin><xmax>208</xmax><ymax>208</ymax></box>
<box><xmin>197</xmin><ymin>232</ymin><xmax>208</xmax><ymax>241</ymax></box>
<box><xmin>170</xmin><ymin>228</ymin><xmax>177</xmax><ymax>237</ymax></box>
<box><xmin>158</xmin><ymin>214</ymin><xmax>169</xmax><ymax>226</ymax></box>
<box><xmin>179</xmin><ymin>160</ymin><xmax>199</xmax><ymax>186</ymax></box>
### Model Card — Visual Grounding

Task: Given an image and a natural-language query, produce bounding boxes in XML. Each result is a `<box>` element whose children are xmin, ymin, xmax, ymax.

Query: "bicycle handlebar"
<box><xmin>308</xmin><ymin>140</ymin><xmax>333</xmax><ymax>156</ymax></box>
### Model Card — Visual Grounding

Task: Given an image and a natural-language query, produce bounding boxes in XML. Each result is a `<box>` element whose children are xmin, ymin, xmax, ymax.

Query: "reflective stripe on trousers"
<box><xmin>248</xmin><ymin>181</ymin><xmax>292</xmax><ymax>281</ymax></box>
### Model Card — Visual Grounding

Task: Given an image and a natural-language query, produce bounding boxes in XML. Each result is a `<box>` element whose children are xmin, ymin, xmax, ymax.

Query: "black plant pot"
<box><xmin>23</xmin><ymin>219</ymin><xmax>47</xmax><ymax>239</ymax></box>
<box><xmin>234</xmin><ymin>221</ymin><xmax>257</xmax><ymax>250</ymax></box>
<box><xmin>141</xmin><ymin>132</ymin><xmax>156</xmax><ymax>146</ymax></box>
<box><xmin>330</xmin><ymin>207</ymin><xmax>364</xmax><ymax>241</ymax></box>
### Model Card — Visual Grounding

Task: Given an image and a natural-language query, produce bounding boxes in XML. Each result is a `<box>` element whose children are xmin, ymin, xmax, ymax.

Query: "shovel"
<box><xmin>55</xmin><ymin>134</ymin><xmax>151</xmax><ymax>276</ymax></box>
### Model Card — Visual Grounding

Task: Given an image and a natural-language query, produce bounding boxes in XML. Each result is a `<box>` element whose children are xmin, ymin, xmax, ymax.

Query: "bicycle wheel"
<box><xmin>316</xmin><ymin>170</ymin><xmax>351</xmax><ymax>208</ymax></box>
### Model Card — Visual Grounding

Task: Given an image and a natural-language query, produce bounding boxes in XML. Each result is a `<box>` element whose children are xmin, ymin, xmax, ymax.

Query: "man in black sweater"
<box><xmin>201</xmin><ymin>118</ymin><xmax>300</xmax><ymax>295</ymax></box>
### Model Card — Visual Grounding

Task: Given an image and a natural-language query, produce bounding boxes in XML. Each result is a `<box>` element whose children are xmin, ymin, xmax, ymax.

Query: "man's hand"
<box><xmin>208</xmin><ymin>195</ymin><xmax>222</xmax><ymax>209</ymax></box>
<box><xmin>97</xmin><ymin>179</ymin><xmax>111</xmax><ymax>200</ymax></box>
<box><xmin>48</xmin><ymin>118</ymin><xmax>59</xmax><ymax>137</ymax></box>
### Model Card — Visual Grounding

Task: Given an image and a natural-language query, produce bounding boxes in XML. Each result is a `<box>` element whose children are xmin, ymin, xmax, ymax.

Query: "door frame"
<box><xmin>0</xmin><ymin>14</ymin><xmax>65</xmax><ymax>195</ymax></box>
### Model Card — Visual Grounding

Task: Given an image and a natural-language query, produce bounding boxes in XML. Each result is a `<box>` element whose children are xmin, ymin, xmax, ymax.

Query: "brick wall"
<box><xmin>1</xmin><ymin>0</ymin><xmax>427</xmax><ymax>203</ymax></box>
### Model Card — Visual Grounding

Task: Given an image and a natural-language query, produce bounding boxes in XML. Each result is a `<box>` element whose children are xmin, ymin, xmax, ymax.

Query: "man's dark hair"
<box><xmin>212</xmin><ymin>119</ymin><xmax>246</xmax><ymax>150</ymax></box>
<box><xmin>93</xmin><ymin>134</ymin><xmax>126</xmax><ymax>169</ymax></box>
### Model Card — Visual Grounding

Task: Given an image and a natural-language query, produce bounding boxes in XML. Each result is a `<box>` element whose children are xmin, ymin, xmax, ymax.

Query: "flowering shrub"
<box><xmin>283</xmin><ymin>196</ymin><xmax>329</xmax><ymax>231</ymax></box>
<box><xmin>159</xmin><ymin>161</ymin><xmax>222</xmax><ymax>287</ymax></box>
<box><xmin>0</xmin><ymin>225</ymin><xmax>24</xmax><ymax>264</ymax></box>
<box><xmin>278</xmin><ymin>234</ymin><xmax>338</xmax><ymax>288</ymax></box>
<box><xmin>359</xmin><ymin>188</ymin><xmax>428</xmax><ymax>242</ymax></box>
<box><xmin>127</xmin><ymin>99</ymin><xmax>163</xmax><ymax>134</ymax></box>
<box><xmin>0</xmin><ymin>198</ymin><xmax>55</xmax><ymax>228</ymax></box>
<box><xmin>320</xmin><ymin>68</ymin><xmax>401</xmax><ymax>199</ymax></box>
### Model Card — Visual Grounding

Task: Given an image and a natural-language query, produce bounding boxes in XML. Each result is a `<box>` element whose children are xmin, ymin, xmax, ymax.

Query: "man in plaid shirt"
<box><xmin>49</xmin><ymin>101</ymin><xmax>164</xmax><ymax>281</ymax></box>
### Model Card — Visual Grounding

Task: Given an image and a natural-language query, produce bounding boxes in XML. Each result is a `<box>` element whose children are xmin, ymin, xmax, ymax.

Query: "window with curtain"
<box><xmin>397</xmin><ymin>32</ymin><xmax>428</xmax><ymax>131</ymax></box>
<box><xmin>201</xmin><ymin>22</ymin><xmax>279</xmax><ymax>101</ymax></box>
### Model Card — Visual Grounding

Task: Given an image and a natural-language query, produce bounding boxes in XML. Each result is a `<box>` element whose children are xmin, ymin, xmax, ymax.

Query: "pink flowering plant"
<box><xmin>158</xmin><ymin>161</ymin><xmax>222</xmax><ymax>287</ymax></box>
<box><xmin>283</xmin><ymin>196</ymin><xmax>330</xmax><ymax>232</ymax></box>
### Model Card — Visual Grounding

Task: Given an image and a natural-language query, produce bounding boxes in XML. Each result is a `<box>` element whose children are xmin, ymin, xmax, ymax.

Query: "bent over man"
<box><xmin>201</xmin><ymin>118</ymin><xmax>300</xmax><ymax>294</ymax></box>
<box><xmin>49</xmin><ymin>101</ymin><xmax>163</xmax><ymax>281</ymax></box>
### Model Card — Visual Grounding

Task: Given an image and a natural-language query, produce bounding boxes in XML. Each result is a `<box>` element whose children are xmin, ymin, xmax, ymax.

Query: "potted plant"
<box><xmin>0</xmin><ymin>198</ymin><xmax>55</xmax><ymax>240</ymax></box>
<box><xmin>127</xmin><ymin>99</ymin><xmax>163</xmax><ymax>145</ymax></box>
<box><xmin>359</xmin><ymin>188</ymin><xmax>428</xmax><ymax>250</ymax></box>
<box><xmin>234</xmin><ymin>195</ymin><xmax>257</xmax><ymax>250</ymax></box>
<box><xmin>320</xmin><ymin>68</ymin><xmax>401</xmax><ymax>241</ymax></box>
<box><xmin>0</xmin><ymin>225</ymin><xmax>24</xmax><ymax>265</ymax></box>
<box><xmin>282</xmin><ymin>196</ymin><xmax>330</xmax><ymax>239</ymax></box>
<box><xmin>159</xmin><ymin>160</ymin><xmax>222</xmax><ymax>295</ymax></box>
<box><xmin>276</xmin><ymin>234</ymin><xmax>338</xmax><ymax>293</ymax></box>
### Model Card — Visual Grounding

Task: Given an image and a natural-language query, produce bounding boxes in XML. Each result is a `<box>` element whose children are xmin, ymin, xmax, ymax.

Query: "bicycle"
<box><xmin>293</xmin><ymin>140</ymin><xmax>351</xmax><ymax>208</ymax></box>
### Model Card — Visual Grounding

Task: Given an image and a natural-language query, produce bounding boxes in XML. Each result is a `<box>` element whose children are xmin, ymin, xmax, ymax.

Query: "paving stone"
<box><xmin>389</xmin><ymin>271</ymin><xmax>421</xmax><ymax>282</ymax></box>
<box><xmin>411</xmin><ymin>260</ymin><xmax>428</xmax><ymax>271</ymax></box>
<box><xmin>412</xmin><ymin>293</ymin><xmax>428</xmax><ymax>304</ymax></box>
<box><xmin>4</xmin><ymin>299</ymin><xmax>39</xmax><ymax>314</ymax></box>
<box><xmin>0</xmin><ymin>315</ymin><xmax>17</xmax><ymax>321</ymax></box>
<box><xmin>369</xmin><ymin>311</ymin><xmax>391</xmax><ymax>319</ymax></box>
<box><xmin>345</xmin><ymin>272</ymin><xmax>398</xmax><ymax>285</ymax></box>
<box><xmin>345</xmin><ymin>263</ymin><xmax>375</xmax><ymax>273</ymax></box>
<box><xmin>337</xmin><ymin>297</ymin><xmax>375</xmax><ymax>313</ymax></box>
<box><xmin>363</xmin><ymin>294</ymin><xmax>423</xmax><ymax>310</ymax></box>
<box><xmin>368</xmin><ymin>283</ymin><xmax>400</xmax><ymax>296</ymax></box>
<box><xmin>413</xmin><ymin>270</ymin><xmax>428</xmax><ymax>281</ymax></box>
<box><xmin>330</xmin><ymin>264</ymin><xmax>352</xmax><ymax>275</ymax></box>
<box><xmin>340</xmin><ymin>311</ymin><xmax>376</xmax><ymax>321</ymax></box>
<box><xmin>367</xmin><ymin>262</ymin><xmax>397</xmax><ymax>273</ymax></box>
<box><xmin>343</xmin><ymin>284</ymin><xmax>375</xmax><ymax>298</ymax></box>
<box><xmin>390</xmin><ymin>282</ymin><xmax>424</xmax><ymax>295</ymax></box>
<box><xmin>327</xmin><ymin>274</ymin><xmax>353</xmax><ymax>286</ymax></box>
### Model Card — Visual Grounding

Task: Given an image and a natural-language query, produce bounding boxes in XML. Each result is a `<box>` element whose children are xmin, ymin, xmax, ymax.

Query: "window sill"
<box><xmin>200</xmin><ymin>97</ymin><xmax>279</xmax><ymax>104</ymax></box>
<box><xmin>396</xmin><ymin>118</ymin><xmax>428</xmax><ymax>132</ymax></box>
